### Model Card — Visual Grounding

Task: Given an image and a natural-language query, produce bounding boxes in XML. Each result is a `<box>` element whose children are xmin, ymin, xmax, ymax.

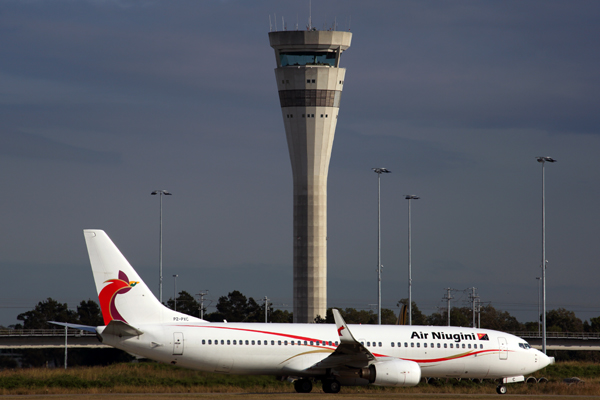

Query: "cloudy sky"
<box><xmin>1</xmin><ymin>0</ymin><xmax>599</xmax><ymax>327</ymax></box>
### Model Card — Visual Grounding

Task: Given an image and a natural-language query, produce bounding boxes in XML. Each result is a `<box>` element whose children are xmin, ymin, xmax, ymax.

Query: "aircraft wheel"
<box><xmin>294</xmin><ymin>378</ymin><xmax>313</xmax><ymax>393</ymax></box>
<box><xmin>323</xmin><ymin>379</ymin><xmax>341</xmax><ymax>393</ymax></box>
<box><xmin>496</xmin><ymin>384</ymin><xmax>507</xmax><ymax>394</ymax></box>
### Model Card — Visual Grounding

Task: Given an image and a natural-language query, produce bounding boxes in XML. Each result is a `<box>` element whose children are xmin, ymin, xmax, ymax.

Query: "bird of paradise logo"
<box><xmin>98</xmin><ymin>270</ymin><xmax>139</xmax><ymax>325</ymax></box>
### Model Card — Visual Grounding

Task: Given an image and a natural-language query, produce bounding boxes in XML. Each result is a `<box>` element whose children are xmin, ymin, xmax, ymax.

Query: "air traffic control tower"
<box><xmin>269</xmin><ymin>30</ymin><xmax>352</xmax><ymax>323</ymax></box>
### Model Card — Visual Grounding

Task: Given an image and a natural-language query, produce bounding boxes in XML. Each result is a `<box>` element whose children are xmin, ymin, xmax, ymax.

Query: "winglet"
<box><xmin>332</xmin><ymin>309</ymin><xmax>358</xmax><ymax>345</ymax></box>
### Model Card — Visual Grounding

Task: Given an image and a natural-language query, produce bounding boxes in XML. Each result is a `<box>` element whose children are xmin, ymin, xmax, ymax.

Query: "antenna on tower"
<box><xmin>269</xmin><ymin>15</ymin><xmax>272</xmax><ymax>32</ymax></box>
<box><xmin>349</xmin><ymin>15</ymin><xmax>352</xmax><ymax>31</ymax></box>
<box><xmin>308</xmin><ymin>0</ymin><xmax>312</xmax><ymax>30</ymax></box>
<box><xmin>296</xmin><ymin>14</ymin><xmax>299</xmax><ymax>30</ymax></box>
<box><xmin>282</xmin><ymin>16</ymin><xmax>285</xmax><ymax>31</ymax></box>
<box><xmin>274</xmin><ymin>13</ymin><xmax>278</xmax><ymax>31</ymax></box>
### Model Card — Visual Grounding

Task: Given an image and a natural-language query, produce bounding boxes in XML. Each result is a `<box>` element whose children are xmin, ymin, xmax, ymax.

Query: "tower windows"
<box><xmin>320</xmin><ymin>114</ymin><xmax>323</xmax><ymax>118</ymax></box>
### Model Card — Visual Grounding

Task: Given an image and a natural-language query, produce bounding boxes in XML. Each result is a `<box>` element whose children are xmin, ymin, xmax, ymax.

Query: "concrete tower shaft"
<box><xmin>269</xmin><ymin>31</ymin><xmax>352</xmax><ymax>323</ymax></box>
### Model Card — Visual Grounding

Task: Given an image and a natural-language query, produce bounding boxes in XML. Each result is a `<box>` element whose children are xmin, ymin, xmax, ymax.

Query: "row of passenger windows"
<box><xmin>280</xmin><ymin>80</ymin><xmax>344</xmax><ymax>85</ymax></box>
<box><xmin>200</xmin><ymin>338</ymin><xmax>482</xmax><ymax>350</ymax></box>
<box><xmin>387</xmin><ymin>342</ymin><xmax>483</xmax><ymax>350</ymax></box>
<box><xmin>285</xmin><ymin>114</ymin><xmax>333</xmax><ymax>118</ymax></box>
<box><xmin>202</xmin><ymin>339</ymin><xmax>337</xmax><ymax>346</ymax></box>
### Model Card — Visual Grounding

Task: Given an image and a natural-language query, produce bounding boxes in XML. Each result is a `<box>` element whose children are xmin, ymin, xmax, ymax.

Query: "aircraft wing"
<box><xmin>49</xmin><ymin>321</ymin><xmax>98</xmax><ymax>333</ymax></box>
<box><xmin>307</xmin><ymin>309</ymin><xmax>375</xmax><ymax>370</ymax></box>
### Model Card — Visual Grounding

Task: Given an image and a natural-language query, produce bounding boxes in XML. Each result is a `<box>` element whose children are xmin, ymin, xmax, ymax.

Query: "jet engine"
<box><xmin>359</xmin><ymin>359</ymin><xmax>421</xmax><ymax>387</ymax></box>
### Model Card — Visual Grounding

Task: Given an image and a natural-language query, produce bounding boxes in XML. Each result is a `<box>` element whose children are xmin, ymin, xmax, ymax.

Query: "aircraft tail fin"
<box><xmin>83</xmin><ymin>230</ymin><xmax>205</xmax><ymax>326</ymax></box>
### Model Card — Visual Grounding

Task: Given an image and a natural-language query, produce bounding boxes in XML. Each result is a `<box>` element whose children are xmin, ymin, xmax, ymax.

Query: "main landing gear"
<box><xmin>294</xmin><ymin>378</ymin><xmax>313</xmax><ymax>393</ymax></box>
<box><xmin>293</xmin><ymin>378</ymin><xmax>341</xmax><ymax>394</ymax></box>
<box><xmin>496</xmin><ymin>384</ymin><xmax>507</xmax><ymax>394</ymax></box>
<box><xmin>322</xmin><ymin>379</ymin><xmax>341</xmax><ymax>393</ymax></box>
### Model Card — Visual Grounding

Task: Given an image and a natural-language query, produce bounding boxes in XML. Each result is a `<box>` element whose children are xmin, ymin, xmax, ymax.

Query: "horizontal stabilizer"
<box><xmin>48</xmin><ymin>321</ymin><xmax>97</xmax><ymax>333</ymax></box>
<box><xmin>101</xmin><ymin>320</ymin><xmax>144</xmax><ymax>337</ymax></box>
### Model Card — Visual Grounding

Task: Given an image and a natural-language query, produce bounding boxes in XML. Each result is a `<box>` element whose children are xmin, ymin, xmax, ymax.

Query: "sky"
<box><xmin>1</xmin><ymin>0</ymin><xmax>599</xmax><ymax>327</ymax></box>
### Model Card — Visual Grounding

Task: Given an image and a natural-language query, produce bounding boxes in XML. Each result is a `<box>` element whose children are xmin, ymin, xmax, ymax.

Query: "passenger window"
<box><xmin>251</xmin><ymin>340</ymin><xmax>255</xmax><ymax>345</ymax></box>
<box><xmin>444</xmin><ymin>343</ymin><xmax>447</xmax><ymax>348</ymax></box>
<box><xmin>391</xmin><ymin>342</ymin><xmax>395</xmax><ymax>347</ymax></box>
<box><xmin>208</xmin><ymin>340</ymin><xmax>212</xmax><ymax>345</ymax></box>
<box><xmin>404</xmin><ymin>342</ymin><xmax>408</xmax><ymax>347</ymax></box>
<box><xmin>468</xmin><ymin>344</ymin><xmax>471</xmax><ymax>349</ymax></box>
<box><xmin>291</xmin><ymin>341</ymin><xmax>295</xmax><ymax>345</ymax></box>
<box><xmin>424</xmin><ymin>343</ymin><xmax>427</xmax><ymax>348</ymax></box>
<box><xmin>202</xmin><ymin>339</ymin><xmax>205</xmax><ymax>345</ymax></box>
<box><xmin>411</xmin><ymin>343</ymin><xmax>414</xmax><ymax>348</ymax></box>
<box><xmin>431</xmin><ymin>343</ymin><xmax>434</xmax><ymax>348</ymax></box>
<box><xmin>245</xmin><ymin>340</ymin><xmax>249</xmax><ymax>345</ymax></box>
<box><xmin>367</xmin><ymin>342</ymin><xmax>370</xmax><ymax>347</ymax></box>
<box><xmin>284</xmin><ymin>341</ymin><xmax>288</xmax><ymax>345</ymax></box>
<box><xmin>257</xmin><ymin>340</ymin><xmax>261</xmax><ymax>345</ymax></box>
<box><xmin>450</xmin><ymin>344</ymin><xmax>453</xmax><ymax>348</ymax></box>
<box><xmin>271</xmin><ymin>340</ymin><xmax>275</xmax><ymax>345</ymax></box>
<box><xmin>221</xmin><ymin>340</ymin><xmax>224</xmax><ymax>345</ymax></box>
<box><xmin>417</xmin><ymin>343</ymin><xmax>420</xmax><ymax>348</ymax></box>
<box><xmin>215</xmin><ymin>340</ymin><xmax>218</xmax><ymax>345</ymax></box>
<box><xmin>462</xmin><ymin>344</ymin><xmax>465</xmax><ymax>349</ymax></box>
<box><xmin>227</xmin><ymin>340</ymin><xmax>230</xmax><ymax>345</ymax></box>
<box><xmin>437</xmin><ymin>343</ymin><xmax>440</xmax><ymax>348</ymax></box>
<box><xmin>310</xmin><ymin>341</ymin><xmax>314</xmax><ymax>346</ymax></box>
<box><xmin>304</xmin><ymin>341</ymin><xmax>308</xmax><ymax>345</ymax></box>
<box><xmin>278</xmin><ymin>340</ymin><xmax>282</xmax><ymax>345</ymax></box>
<box><xmin>378</xmin><ymin>342</ymin><xmax>382</xmax><ymax>347</ymax></box>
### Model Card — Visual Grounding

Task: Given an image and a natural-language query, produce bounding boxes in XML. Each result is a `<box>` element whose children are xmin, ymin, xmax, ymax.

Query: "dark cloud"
<box><xmin>0</xmin><ymin>0</ymin><xmax>599</xmax><ymax>326</ymax></box>
<box><xmin>0</xmin><ymin>131</ymin><xmax>121</xmax><ymax>163</ymax></box>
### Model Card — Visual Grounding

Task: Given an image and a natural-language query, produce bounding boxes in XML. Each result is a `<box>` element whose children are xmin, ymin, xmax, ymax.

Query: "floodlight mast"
<box><xmin>151</xmin><ymin>189</ymin><xmax>172</xmax><ymax>303</ymax></box>
<box><xmin>536</xmin><ymin>156</ymin><xmax>555</xmax><ymax>354</ymax></box>
<box><xmin>405</xmin><ymin>195</ymin><xmax>420</xmax><ymax>325</ymax></box>
<box><xmin>373</xmin><ymin>168</ymin><xmax>391</xmax><ymax>325</ymax></box>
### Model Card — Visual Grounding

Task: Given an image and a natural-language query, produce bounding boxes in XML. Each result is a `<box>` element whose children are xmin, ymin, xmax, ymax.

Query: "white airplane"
<box><xmin>53</xmin><ymin>230</ymin><xmax>554</xmax><ymax>395</ymax></box>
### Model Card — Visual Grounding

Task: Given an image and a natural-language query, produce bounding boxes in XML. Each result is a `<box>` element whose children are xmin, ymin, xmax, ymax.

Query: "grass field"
<box><xmin>0</xmin><ymin>361</ymin><xmax>598</xmax><ymax>396</ymax></box>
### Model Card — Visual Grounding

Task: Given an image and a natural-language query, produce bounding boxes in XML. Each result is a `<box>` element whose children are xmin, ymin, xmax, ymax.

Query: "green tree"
<box><xmin>206</xmin><ymin>290</ymin><xmax>262</xmax><ymax>322</ymax></box>
<box><xmin>77</xmin><ymin>299</ymin><xmax>103</xmax><ymax>326</ymax></box>
<box><xmin>167</xmin><ymin>291</ymin><xmax>201</xmax><ymax>318</ymax></box>
<box><xmin>478</xmin><ymin>304</ymin><xmax>523</xmax><ymax>331</ymax></box>
<box><xmin>17</xmin><ymin>298</ymin><xmax>77</xmax><ymax>329</ymax></box>
<box><xmin>589</xmin><ymin>316</ymin><xmax>600</xmax><ymax>332</ymax></box>
<box><xmin>546</xmin><ymin>308</ymin><xmax>584</xmax><ymax>332</ymax></box>
<box><xmin>397</xmin><ymin>299</ymin><xmax>427</xmax><ymax>325</ymax></box>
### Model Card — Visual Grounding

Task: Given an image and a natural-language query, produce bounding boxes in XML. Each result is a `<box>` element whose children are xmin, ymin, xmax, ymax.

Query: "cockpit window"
<box><xmin>519</xmin><ymin>343</ymin><xmax>531</xmax><ymax>349</ymax></box>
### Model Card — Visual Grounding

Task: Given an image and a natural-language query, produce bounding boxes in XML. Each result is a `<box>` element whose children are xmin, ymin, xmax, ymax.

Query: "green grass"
<box><xmin>0</xmin><ymin>360</ymin><xmax>598</xmax><ymax>396</ymax></box>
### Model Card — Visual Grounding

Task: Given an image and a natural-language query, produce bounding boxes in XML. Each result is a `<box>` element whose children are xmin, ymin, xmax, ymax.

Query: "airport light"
<box><xmin>373</xmin><ymin>168</ymin><xmax>391</xmax><ymax>325</ymax></box>
<box><xmin>173</xmin><ymin>274</ymin><xmax>178</xmax><ymax>311</ymax></box>
<box><xmin>536</xmin><ymin>156</ymin><xmax>555</xmax><ymax>354</ymax></box>
<box><xmin>536</xmin><ymin>276</ymin><xmax>541</xmax><ymax>336</ymax></box>
<box><xmin>151</xmin><ymin>189</ymin><xmax>172</xmax><ymax>303</ymax></box>
<box><xmin>405</xmin><ymin>195</ymin><xmax>420</xmax><ymax>325</ymax></box>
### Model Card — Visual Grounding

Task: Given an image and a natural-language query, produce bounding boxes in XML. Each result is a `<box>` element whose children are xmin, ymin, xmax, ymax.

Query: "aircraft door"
<box><xmin>498</xmin><ymin>337</ymin><xmax>508</xmax><ymax>360</ymax></box>
<box><xmin>173</xmin><ymin>332</ymin><xmax>184</xmax><ymax>355</ymax></box>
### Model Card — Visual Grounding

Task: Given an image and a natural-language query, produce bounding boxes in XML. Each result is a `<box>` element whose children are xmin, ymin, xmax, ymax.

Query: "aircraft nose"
<box><xmin>538</xmin><ymin>351</ymin><xmax>555</xmax><ymax>368</ymax></box>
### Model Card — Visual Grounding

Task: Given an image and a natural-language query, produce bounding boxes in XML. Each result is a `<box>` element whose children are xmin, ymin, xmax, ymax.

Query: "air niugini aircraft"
<box><xmin>53</xmin><ymin>230</ymin><xmax>554</xmax><ymax>395</ymax></box>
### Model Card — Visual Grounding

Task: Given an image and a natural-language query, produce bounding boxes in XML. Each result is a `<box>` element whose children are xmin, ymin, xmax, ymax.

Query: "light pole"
<box><xmin>372</xmin><ymin>168</ymin><xmax>391</xmax><ymax>325</ymax></box>
<box><xmin>536</xmin><ymin>156</ymin><xmax>555</xmax><ymax>354</ymax></box>
<box><xmin>536</xmin><ymin>276</ymin><xmax>541</xmax><ymax>336</ymax></box>
<box><xmin>151</xmin><ymin>189</ymin><xmax>172</xmax><ymax>303</ymax></box>
<box><xmin>405</xmin><ymin>195</ymin><xmax>419</xmax><ymax>325</ymax></box>
<box><xmin>173</xmin><ymin>274</ymin><xmax>178</xmax><ymax>311</ymax></box>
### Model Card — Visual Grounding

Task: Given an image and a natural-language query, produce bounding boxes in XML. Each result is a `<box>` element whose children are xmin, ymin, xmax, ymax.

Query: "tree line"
<box><xmin>5</xmin><ymin>291</ymin><xmax>600</xmax><ymax>367</ymax></box>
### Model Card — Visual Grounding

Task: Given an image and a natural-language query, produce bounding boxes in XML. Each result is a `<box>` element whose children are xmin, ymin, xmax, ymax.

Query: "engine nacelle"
<box><xmin>359</xmin><ymin>359</ymin><xmax>421</xmax><ymax>387</ymax></box>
